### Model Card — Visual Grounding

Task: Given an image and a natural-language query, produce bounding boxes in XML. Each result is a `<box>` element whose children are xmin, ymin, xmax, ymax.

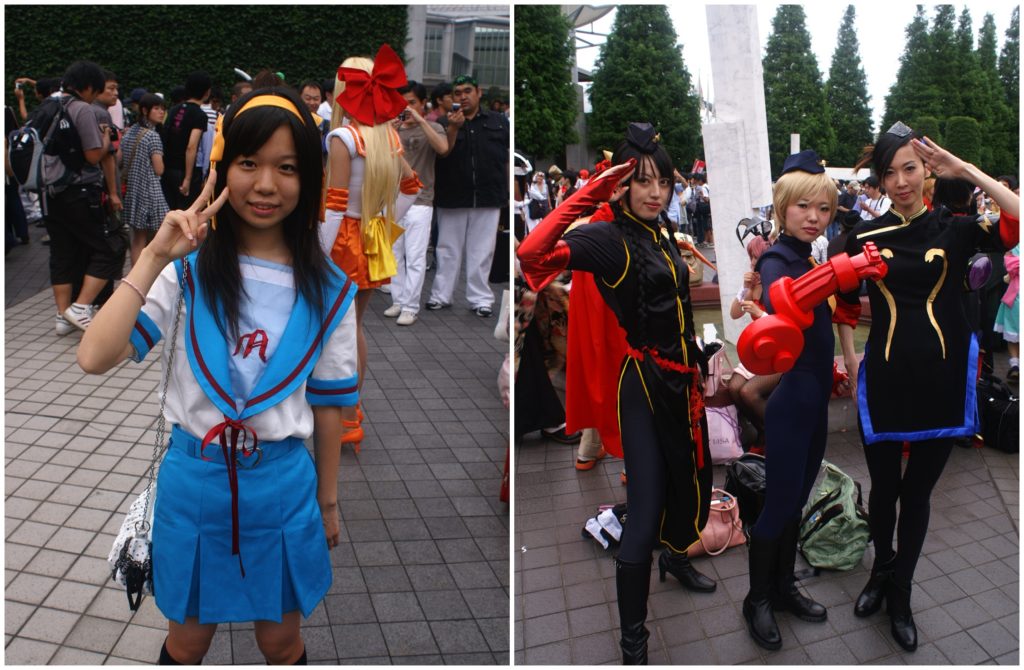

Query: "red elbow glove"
<box><xmin>738</xmin><ymin>242</ymin><xmax>888</xmax><ymax>374</ymax></box>
<box><xmin>516</xmin><ymin>159</ymin><xmax>636</xmax><ymax>292</ymax></box>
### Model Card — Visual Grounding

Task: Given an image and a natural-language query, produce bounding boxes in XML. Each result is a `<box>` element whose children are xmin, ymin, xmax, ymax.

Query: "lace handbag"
<box><xmin>108</xmin><ymin>265</ymin><xmax>185</xmax><ymax>610</ymax></box>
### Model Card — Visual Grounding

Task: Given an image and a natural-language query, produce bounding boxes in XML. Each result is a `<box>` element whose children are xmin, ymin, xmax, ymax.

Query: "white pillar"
<box><xmin>405</xmin><ymin>6</ymin><xmax>427</xmax><ymax>83</ymax></box>
<box><xmin>790</xmin><ymin>133</ymin><xmax>801</xmax><ymax>155</ymax></box>
<box><xmin>703</xmin><ymin>5</ymin><xmax>773</xmax><ymax>345</ymax></box>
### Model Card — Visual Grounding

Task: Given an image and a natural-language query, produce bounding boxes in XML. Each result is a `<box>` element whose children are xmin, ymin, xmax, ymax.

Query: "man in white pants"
<box><xmin>426</xmin><ymin>74</ymin><xmax>510</xmax><ymax>317</ymax></box>
<box><xmin>384</xmin><ymin>81</ymin><xmax>448</xmax><ymax>326</ymax></box>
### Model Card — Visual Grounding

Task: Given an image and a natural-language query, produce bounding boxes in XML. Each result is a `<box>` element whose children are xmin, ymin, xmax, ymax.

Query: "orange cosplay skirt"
<box><xmin>331</xmin><ymin>215</ymin><xmax>389</xmax><ymax>290</ymax></box>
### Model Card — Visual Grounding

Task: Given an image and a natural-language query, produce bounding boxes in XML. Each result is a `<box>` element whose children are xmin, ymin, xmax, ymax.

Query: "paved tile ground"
<box><xmin>514</xmin><ymin>359</ymin><xmax>1019</xmax><ymax>665</ymax></box>
<box><xmin>5</xmin><ymin>228</ymin><xmax>510</xmax><ymax>665</ymax></box>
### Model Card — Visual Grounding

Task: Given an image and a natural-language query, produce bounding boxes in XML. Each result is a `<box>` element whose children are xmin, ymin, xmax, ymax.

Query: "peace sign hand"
<box><xmin>148</xmin><ymin>169</ymin><xmax>230</xmax><ymax>264</ymax></box>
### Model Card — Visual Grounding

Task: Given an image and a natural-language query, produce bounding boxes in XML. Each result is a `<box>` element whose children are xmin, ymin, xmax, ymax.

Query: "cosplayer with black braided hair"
<box><xmin>518</xmin><ymin>122</ymin><xmax>713</xmax><ymax>665</ymax></box>
<box><xmin>837</xmin><ymin>122</ymin><xmax>1019</xmax><ymax>653</ymax></box>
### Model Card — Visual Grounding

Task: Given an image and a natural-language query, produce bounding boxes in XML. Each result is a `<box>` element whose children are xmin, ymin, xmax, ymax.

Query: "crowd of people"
<box><xmin>516</xmin><ymin>118</ymin><xmax>1019</xmax><ymax>664</ymax></box>
<box><xmin>8</xmin><ymin>52</ymin><xmax>509</xmax><ymax>665</ymax></box>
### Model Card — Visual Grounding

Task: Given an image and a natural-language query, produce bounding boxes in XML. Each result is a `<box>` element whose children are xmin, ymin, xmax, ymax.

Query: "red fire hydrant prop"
<box><xmin>738</xmin><ymin>242</ymin><xmax>888</xmax><ymax>375</ymax></box>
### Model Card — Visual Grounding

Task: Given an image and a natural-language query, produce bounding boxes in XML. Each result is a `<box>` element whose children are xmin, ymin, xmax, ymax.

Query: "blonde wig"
<box><xmin>328</xmin><ymin>56</ymin><xmax>402</xmax><ymax>232</ymax></box>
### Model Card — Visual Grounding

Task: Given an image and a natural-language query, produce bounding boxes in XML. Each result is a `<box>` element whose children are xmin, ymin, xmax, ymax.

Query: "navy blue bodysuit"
<box><xmin>752</xmin><ymin>234</ymin><xmax>835</xmax><ymax>539</ymax></box>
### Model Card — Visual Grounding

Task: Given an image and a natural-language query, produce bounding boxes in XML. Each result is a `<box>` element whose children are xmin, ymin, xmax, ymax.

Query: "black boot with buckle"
<box><xmin>743</xmin><ymin>535</ymin><xmax>782</xmax><ymax>650</ymax></box>
<box><xmin>854</xmin><ymin>556</ymin><xmax>895</xmax><ymax>617</ymax></box>
<box><xmin>616</xmin><ymin>557</ymin><xmax>652</xmax><ymax>665</ymax></box>
<box><xmin>886</xmin><ymin>578</ymin><xmax>918</xmax><ymax>652</ymax></box>
<box><xmin>658</xmin><ymin>548</ymin><xmax>717</xmax><ymax>593</ymax></box>
<box><xmin>773</xmin><ymin>519</ymin><xmax>826</xmax><ymax>622</ymax></box>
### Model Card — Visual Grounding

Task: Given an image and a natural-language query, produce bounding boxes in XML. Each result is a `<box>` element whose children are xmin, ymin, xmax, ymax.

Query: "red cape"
<box><xmin>564</xmin><ymin>203</ymin><xmax>628</xmax><ymax>458</ymax></box>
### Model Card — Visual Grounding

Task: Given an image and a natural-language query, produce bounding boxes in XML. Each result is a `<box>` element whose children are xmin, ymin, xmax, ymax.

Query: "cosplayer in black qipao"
<box><xmin>518</xmin><ymin>123</ymin><xmax>712</xmax><ymax>665</ymax></box>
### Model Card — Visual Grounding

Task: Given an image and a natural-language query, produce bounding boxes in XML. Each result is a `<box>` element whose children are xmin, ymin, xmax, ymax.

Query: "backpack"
<box><xmin>798</xmin><ymin>461</ymin><xmax>870</xmax><ymax>571</ymax></box>
<box><xmin>8</xmin><ymin>95</ymin><xmax>83</xmax><ymax>192</ymax></box>
<box><xmin>977</xmin><ymin>374</ymin><xmax>1019</xmax><ymax>453</ymax></box>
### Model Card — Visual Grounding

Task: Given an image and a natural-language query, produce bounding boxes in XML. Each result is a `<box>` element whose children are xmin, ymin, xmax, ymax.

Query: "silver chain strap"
<box><xmin>135</xmin><ymin>259</ymin><xmax>189</xmax><ymax>536</ymax></box>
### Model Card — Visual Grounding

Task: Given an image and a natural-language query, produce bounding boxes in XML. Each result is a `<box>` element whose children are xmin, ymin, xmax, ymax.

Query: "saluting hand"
<box><xmin>912</xmin><ymin>136</ymin><xmax>967</xmax><ymax>179</ymax></box>
<box><xmin>149</xmin><ymin>168</ymin><xmax>230</xmax><ymax>263</ymax></box>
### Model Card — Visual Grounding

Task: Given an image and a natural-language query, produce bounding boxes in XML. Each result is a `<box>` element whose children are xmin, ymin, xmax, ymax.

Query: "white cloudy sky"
<box><xmin>571</xmin><ymin>1</ymin><xmax>1019</xmax><ymax>130</ymax></box>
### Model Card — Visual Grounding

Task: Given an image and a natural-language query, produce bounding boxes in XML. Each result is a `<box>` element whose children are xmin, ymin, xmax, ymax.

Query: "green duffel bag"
<box><xmin>798</xmin><ymin>461</ymin><xmax>870</xmax><ymax>571</ymax></box>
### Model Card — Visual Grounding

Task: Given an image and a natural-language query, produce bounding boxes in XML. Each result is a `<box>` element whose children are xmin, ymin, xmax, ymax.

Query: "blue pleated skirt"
<box><xmin>152</xmin><ymin>426</ymin><xmax>331</xmax><ymax>624</ymax></box>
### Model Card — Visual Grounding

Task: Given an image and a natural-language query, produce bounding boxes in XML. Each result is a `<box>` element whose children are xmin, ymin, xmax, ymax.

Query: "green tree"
<box><xmin>762</xmin><ymin>5</ymin><xmax>836</xmax><ymax>174</ymax></box>
<box><xmin>998</xmin><ymin>6</ymin><xmax>1020</xmax><ymax>173</ymax></box>
<box><xmin>950</xmin><ymin>8</ymin><xmax>993</xmax><ymax>167</ymax></box>
<box><xmin>514</xmin><ymin>6</ymin><xmax>578</xmax><ymax>160</ymax></box>
<box><xmin>998</xmin><ymin>6</ymin><xmax>1019</xmax><ymax>104</ymax></box>
<box><xmin>588</xmin><ymin>5</ymin><xmax>701</xmax><ymax>169</ymax></box>
<box><xmin>882</xmin><ymin>6</ymin><xmax>943</xmax><ymax>131</ymax></box>
<box><xmin>929</xmin><ymin>6</ymin><xmax>963</xmax><ymax>114</ymax></box>
<box><xmin>825</xmin><ymin>5</ymin><xmax>874</xmax><ymax>167</ymax></box>
<box><xmin>977</xmin><ymin>12</ymin><xmax>1015</xmax><ymax>175</ymax></box>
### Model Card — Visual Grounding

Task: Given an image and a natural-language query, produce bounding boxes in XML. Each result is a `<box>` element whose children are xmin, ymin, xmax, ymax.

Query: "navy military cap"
<box><xmin>781</xmin><ymin>149</ymin><xmax>825</xmax><ymax>176</ymax></box>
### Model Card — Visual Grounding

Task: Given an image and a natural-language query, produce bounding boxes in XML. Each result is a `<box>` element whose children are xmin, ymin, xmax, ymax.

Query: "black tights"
<box><xmin>862</xmin><ymin>438</ymin><xmax>954</xmax><ymax>584</ymax></box>
<box><xmin>617</xmin><ymin>363</ymin><xmax>667</xmax><ymax>563</ymax></box>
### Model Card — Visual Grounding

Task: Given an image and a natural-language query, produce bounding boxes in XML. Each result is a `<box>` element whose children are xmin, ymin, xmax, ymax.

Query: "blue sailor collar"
<box><xmin>175</xmin><ymin>251</ymin><xmax>357</xmax><ymax>420</ymax></box>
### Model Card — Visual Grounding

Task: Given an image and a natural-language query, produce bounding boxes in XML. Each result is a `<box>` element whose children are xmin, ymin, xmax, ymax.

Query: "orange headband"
<box><xmin>209</xmin><ymin>95</ymin><xmax>306</xmax><ymax>164</ymax></box>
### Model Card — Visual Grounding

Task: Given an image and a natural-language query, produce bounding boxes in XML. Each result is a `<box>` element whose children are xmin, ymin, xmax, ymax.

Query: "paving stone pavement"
<box><xmin>514</xmin><ymin>374</ymin><xmax>1019</xmax><ymax>665</ymax></box>
<box><xmin>5</xmin><ymin>233</ymin><xmax>511</xmax><ymax>665</ymax></box>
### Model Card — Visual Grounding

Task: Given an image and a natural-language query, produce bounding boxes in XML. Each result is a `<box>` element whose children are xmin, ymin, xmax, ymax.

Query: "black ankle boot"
<box><xmin>158</xmin><ymin>641</ymin><xmax>185</xmax><ymax>665</ymax></box>
<box><xmin>658</xmin><ymin>549</ymin><xmax>717</xmax><ymax>593</ymax></box>
<box><xmin>773</xmin><ymin>520</ymin><xmax>826</xmax><ymax>622</ymax></box>
<box><xmin>616</xmin><ymin>557</ymin><xmax>652</xmax><ymax>665</ymax></box>
<box><xmin>886</xmin><ymin>579</ymin><xmax>918</xmax><ymax>652</ymax></box>
<box><xmin>854</xmin><ymin>558</ymin><xmax>895</xmax><ymax>618</ymax></box>
<box><xmin>293</xmin><ymin>648</ymin><xmax>307</xmax><ymax>665</ymax></box>
<box><xmin>743</xmin><ymin>536</ymin><xmax>782</xmax><ymax>650</ymax></box>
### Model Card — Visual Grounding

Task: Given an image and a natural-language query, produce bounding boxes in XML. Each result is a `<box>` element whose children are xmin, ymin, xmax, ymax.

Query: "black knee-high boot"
<box><xmin>657</xmin><ymin>548</ymin><xmax>716</xmax><ymax>593</ymax></box>
<box><xmin>616</xmin><ymin>557</ymin><xmax>652</xmax><ymax>665</ymax></box>
<box><xmin>743</xmin><ymin>536</ymin><xmax>782</xmax><ymax>650</ymax></box>
<box><xmin>773</xmin><ymin>520</ymin><xmax>826</xmax><ymax>622</ymax></box>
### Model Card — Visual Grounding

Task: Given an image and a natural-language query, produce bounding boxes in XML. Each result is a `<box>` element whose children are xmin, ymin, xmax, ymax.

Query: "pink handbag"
<box><xmin>687</xmin><ymin>488</ymin><xmax>745</xmax><ymax>557</ymax></box>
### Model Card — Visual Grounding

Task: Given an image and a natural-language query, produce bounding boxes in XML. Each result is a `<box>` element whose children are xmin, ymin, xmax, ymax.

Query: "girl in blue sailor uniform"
<box><xmin>837</xmin><ymin>123</ymin><xmax>1019</xmax><ymax>652</ymax></box>
<box><xmin>78</xmin><ymin>88</ymin><xmax>357</xmax><ymax>665</ymax></box>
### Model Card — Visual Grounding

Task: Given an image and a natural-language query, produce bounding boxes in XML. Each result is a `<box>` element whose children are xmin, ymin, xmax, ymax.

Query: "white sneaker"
<box><xmin>55</xmin><ymin>314</ymin><xmax>76</xmax><ymax>336</ymax></box>
<box><xmin>383</xmin><ymin>304</ymin><xmax>402</xmax><ymax>318</ymax></box>
<box><xmin>396</xmin><ymin>310</ymin><xmax>417</xmax><ymax>326</ymax></box>
<box><xmin>63</xmin><ymin>303</ymin><xmax>94</xmax><ymax>331</ymax></box>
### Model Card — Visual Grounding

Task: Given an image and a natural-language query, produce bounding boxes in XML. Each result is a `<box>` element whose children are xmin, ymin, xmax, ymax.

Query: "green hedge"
<box><xmin>910</xmin><ymin>115</ymin><xmax>942</xmax><ymax>146</ymax></box>
<box><xmin>5</xmin><ymin>5</ymin><xmax>407</xmax><ymax>113</ymax></box>
<box><xmin>943</xmin><ymin>116</ymin><xmax>983</xmax><ymax>166</ymax></box>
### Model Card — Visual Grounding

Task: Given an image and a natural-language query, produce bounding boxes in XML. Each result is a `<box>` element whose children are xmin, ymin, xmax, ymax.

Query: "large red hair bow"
<box><xmin>336</xmin><ymin>44</ymin><xmax>408</xmax><ymax>126</ymax></box>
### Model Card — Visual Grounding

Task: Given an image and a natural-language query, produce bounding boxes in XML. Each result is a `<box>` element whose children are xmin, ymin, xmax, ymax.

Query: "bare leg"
<box><xmin>74</xmin><ymin>274</ymin><xmax>109</xmax><ymax>306</ymax></box>
<box><xmin>166</xmin><ymin>618</ymin><xmax>217</xmax><ymax>664</ymax></box>
<box><xmin>254</xmin><ymin>611</ymin><xmax>304</xmax><ymax>664</ymax></box>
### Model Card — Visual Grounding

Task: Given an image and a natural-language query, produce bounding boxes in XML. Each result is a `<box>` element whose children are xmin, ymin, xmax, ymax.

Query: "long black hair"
<box><xmin>197</xmin><ymin>86</ymin><xmax>332</xmax><ymax>340</ymax></box>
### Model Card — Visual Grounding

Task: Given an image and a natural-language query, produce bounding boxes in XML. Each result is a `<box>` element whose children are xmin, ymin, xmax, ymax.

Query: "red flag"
<box><xmin>691</xmin><ymin>159</ymin><xmax>706</xmax><ymax>174</ymax></box>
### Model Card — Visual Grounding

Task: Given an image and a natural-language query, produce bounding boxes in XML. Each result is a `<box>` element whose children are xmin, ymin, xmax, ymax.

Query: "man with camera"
<box><xmin>45</xmin><ymin>61</ymin><xmax>125</xmax><ymax>334</ymax></box>
<box><xmin>383</xmin><ymin>81</ymin><xmax>448</xmax><ymax>327</ymax></box>
<box><xmin>426</xmin><ymin>73</ymin><xmax>510</xmax><ymax>318</ymax></box>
